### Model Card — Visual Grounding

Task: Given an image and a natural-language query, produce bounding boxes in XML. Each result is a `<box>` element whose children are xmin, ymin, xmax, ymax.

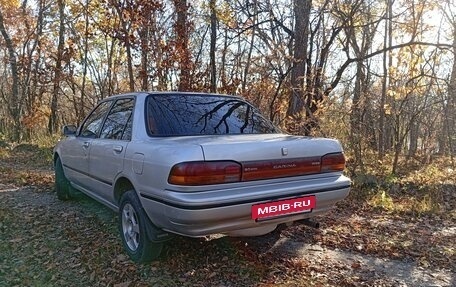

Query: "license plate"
<box><xmin>251</xmin><ymin>195</ymin><xmax>316</xmax><ymax>220</ymax></box>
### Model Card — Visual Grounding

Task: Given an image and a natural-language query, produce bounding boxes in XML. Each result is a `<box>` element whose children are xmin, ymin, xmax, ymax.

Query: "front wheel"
<box><xmin>119</xmin><ymin>190</ymin><xmax>163</xmax><ymax>263</ymax></box>
<box><xmin>55</xmin><ymin>157</ymin><xmax>71</xmax><ymax>200</ymax></box>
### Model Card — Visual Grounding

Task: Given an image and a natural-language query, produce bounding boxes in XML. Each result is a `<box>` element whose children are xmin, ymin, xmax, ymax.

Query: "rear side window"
<box><xmin>121</xmin><ymin>115</ymin><xmax>133</xmax><ymax>141</ymax></box>
<box><xmin>146</xmin><ymin>94</ymin><xmax>280</xmax><ymax>136</ymax></box>
<box><xmin>100</xmin><ymin>98</ymin><xmax>135</xmax><ymax>140</ymax></box>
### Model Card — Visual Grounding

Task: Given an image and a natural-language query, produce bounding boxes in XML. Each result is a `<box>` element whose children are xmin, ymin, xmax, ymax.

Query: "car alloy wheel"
<box><xmin>119</xmin><ymin>190</ymin><xmax>164</xmax><ymax>263</ymax></box>
<box><xmin>121</xmin><ymin>203</ymin><xmax>140</xmax><ymax>251</ymax></box>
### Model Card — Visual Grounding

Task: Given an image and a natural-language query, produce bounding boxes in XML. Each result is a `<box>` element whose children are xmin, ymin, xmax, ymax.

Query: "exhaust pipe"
<box><xmin>297</xmin><ymin>219</ymin><xmax>320</xmax><ymax>229</ymax></box>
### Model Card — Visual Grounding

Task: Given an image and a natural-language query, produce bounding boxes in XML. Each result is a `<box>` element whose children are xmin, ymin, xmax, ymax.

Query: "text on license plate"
<box><xmin>251</xmin><ymin>195</ymin><xmax>316</xmax><ymax>220</ymax></box>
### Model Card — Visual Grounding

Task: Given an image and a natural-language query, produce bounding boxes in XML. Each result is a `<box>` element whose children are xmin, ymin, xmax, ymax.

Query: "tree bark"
<box><xmin>0</xmin><ymin>8</ymin><xmax>21</xmax><ymax>141</ymax></box>
<box><xmin>140</xmin><ymin>27</ymin><xmax>149</xmax><ymax>91</ymax></box>
<box><xmin>345</xmin><ymin>2</ymin><xmax>378</xmax><ymax>173</ymax></box>
<box><xmin>125</xmin><ymin>31</ymin><xmax>135</xmax><ymax>91</ymax></box>
<box><xmin>113</xmin><ymin>2</ymin><xmax>135</xmax><ymax>91</ymax></box>
<box><xmin>174</xmin><ymin>0</ymin><xmax>191</xmax><ymax>91</ymax></box>
<box><xmin>139</xmin><ymin>3</ymin><xmax>156</xmax><ymax>91</ymax></box>
<box><xmin>379</xmin><ymin>0</ymin><xmax>393</xmax><ymax>159</ymax></box>
<box><xmin>48</xmin><ymin>0</ymin><xmax>65</xmax><ymax>134</ymax></box>
<box><xmin>209</xmin><ymin>0</ymin><xmax>217</xmax><ymax>93</ymax></box>
<box><xmin>445</xmin><ymin>24</ymin><xmax>456</xmax><ymax>159</ymax></box>
<box><xmin>350</xmin><ymin>59</ymin><xmax>366</xmax><ymax>172</ymax></box>
<box><xmin>384</xmin><ymin>0</ymin><xmax>394</xmax><ymax>153</ymax></box>
<box><xmin>408</xmin><ymin>121</ymin><xmax>419</xmax><ymax>158</ymax></box>
<box><xmin>286</xmin><ymin>0</ymin><xmax>312</xmax><ymax>122</ymax></box>
<box><xmin>242</xmin><ymin>0</ymin><xmax>257</xmax><ymax>94</ymax></box>
<box><xmin>80</xmin><ymin>0</ymin><xmax>90</xmax><ymax>124</ymax></box>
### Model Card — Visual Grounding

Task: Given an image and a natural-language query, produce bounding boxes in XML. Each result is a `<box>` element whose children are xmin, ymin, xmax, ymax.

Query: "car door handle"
<box><xmin>83</xmin><ymin>142</ymin><xmax>90</xmax><ymax>149</ymax></box>
<box><xmin>113</xmin><ymin>145</ymin><xmax>123</xmax><ymax>153</ymax></box>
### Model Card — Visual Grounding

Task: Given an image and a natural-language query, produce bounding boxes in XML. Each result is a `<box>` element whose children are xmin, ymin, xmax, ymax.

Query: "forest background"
<box><xmin>1</xmin><ymin>1</ymin><xmax>455</xmax><ymax>285</ymax></box>
<box><xmin>0</xmin><ymin>0</ymin><xmax>455</xmax><ymax>176</ymax></box>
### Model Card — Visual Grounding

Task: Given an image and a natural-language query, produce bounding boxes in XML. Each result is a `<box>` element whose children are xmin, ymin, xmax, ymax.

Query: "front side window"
<box><xmin>79</xmin><ymin>101</ymin><xmax>112</xmax><ymax>138</ymax></box>
<box><xmin>146</xmin><ymin>94</ymin><xmax>280</xmax><ymax>136</ymax></box>
<box><xmin>99</xmin><ymin>98</ymin><xmax>135</xmax><ymax>140</ymax></box>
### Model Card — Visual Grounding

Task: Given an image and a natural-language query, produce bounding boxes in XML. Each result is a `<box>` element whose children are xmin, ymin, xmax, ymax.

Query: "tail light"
<box><xmin>321</xmin><ymin>152</ymin><xmax>345</xmax><ymax>172</ymax></box>
<box><xmin>168</xmin><ymin>161</ymin><xmax>241</xmax><ymax>186</ymax></box>
<box><xmin>169</xmin><ymin>153</ymin><xmax>344</xmax><ymax>186</ymax></box>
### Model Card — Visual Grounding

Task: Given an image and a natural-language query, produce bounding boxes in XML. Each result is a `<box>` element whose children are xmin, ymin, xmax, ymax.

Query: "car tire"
<box><xmin>119</xmin><ymin>190</ymin><xmax>163</xmax><ymax>263</ymax></box>
<box><xmin>55</xmin><ymin>157</ymin><xmax>71</xmax><ymax>200</ymax></box>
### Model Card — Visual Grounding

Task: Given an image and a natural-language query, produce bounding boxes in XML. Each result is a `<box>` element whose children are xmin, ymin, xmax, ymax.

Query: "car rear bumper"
<box><xmin>139</xmin><ymin>174</ymin><xmax>350</xmax><ymax>237</ymax></box>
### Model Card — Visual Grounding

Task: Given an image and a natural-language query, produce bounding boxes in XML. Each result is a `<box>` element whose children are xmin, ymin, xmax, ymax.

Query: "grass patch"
<box><xmin>350</xmin><ymin>156</ymin><xmax>455</xmax><ymax>218</ymax></box>
<box><xmin>367</xmin><ymin>188</ymin><xmax>442</xmax><ymax>216</ymax></box>
<box><xmin>368</xmin><ymin>189</ymin><xmax>395</xmax><ymax>211</ymax></box>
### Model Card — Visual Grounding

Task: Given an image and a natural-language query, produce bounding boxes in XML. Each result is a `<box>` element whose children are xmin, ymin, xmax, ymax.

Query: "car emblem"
<box><xmin>281</xmin><ymin>147</ymin><xmax>288</xmax><ymax>156</ymax></box>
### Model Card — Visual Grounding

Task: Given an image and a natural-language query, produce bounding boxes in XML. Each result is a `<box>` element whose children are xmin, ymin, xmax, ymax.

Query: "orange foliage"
<box><xmin>21</xmin><ymin>103</ymin><xmax>50</xmax><ymax>130</ymax></box>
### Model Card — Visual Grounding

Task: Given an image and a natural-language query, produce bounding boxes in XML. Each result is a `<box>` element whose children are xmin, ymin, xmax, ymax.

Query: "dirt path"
<box><xmin>268</xmin><ymin>238</ymin><xmax>453</xmax><ymax>286</ymax></box>
<box><xmin>1</xmin><ymin>185</ymin><xmax>453</xmax><ymax>286</ymax></box>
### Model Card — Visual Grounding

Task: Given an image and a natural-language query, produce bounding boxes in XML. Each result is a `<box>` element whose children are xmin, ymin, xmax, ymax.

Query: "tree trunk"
<box><xmin>209</xmin><ymin>0</ymin><xmax>217</xmax><ymax>93</ymax></box>
<box><xmin>0</xmin><ymin>8</ymin><xmax>21</xmax><ymax>141</ymax></box>
<box><xmin>21</xmin><ymin>2</ymin><xmax>35</xmax><ymax>124</ymax></box>
<box><xmin>106</xmin><ymin>36</ymin><xmax>115</xmax><ymax>97</ymax></box>
<box><xmin>242</xmin><ymin>0</ymin><xmax>257</xmax><ymax>94</ymax></box>
<box><xmin>286</xmin><ymin>0</ymin><xmax>312</xmax><ymax>122</ymax></box>
<box><xmin>379</xmin><ymin>2</ymin><xmax>387</xmax><ymax>159</ymax></box>
<box><xmin>79</xmin><ymin>0</ymin><xmax>90</xmax><ymax>124</ymax></box>
<box><xmin>346</xmin><ymin>2</ymin><xmax>379</xmax><ymax>173</ymax></box>
<box><xmin>379</xmin><ymin>0</ymin><xmax>393</xmax><ymax>158</ymax></box>
<box><xmin>140</xmin><ymin>27</ymin><xmax>149</xmax><ymax>91</ymax></box>
<box><xmin>25</xmin><ymin>6</ymin><xmax>43</xmax><ymax>139</ymax></box>
<box><xmin>385</xmin><ymin>0</ymin><xmax>394</xmax><ymax>153</ymax></box>
<box><xmin>125</xmin><ymin>35</ymin><xmax>135</xmax><ymax>91</ymax></box>
<box><xmin>444</xmin><ymin>24</ymin><xmax>456</xmax><ymax>159</ymax></box>
<box><xmin>174</xmin><ymin>0</ymin><xmax>191</xmax><ymax>91</ymax></box>
<box><xmin>113</xmin><ymin>2</ymin><xmax>135</xmax><ymax>91</ymax></box>
<box><xmin>350</xmin><ymin>60</ymin><xmax>366</xmax><ymax>172</ymax></box>
<box><xmin>220</xmin><ymin>29</ymin><xmax>228</xmax><ymax>90</ymax></box>
<box><xmin>408</xmin><ymin>121</ymin><xmax>419</xmax><ymax>158</ymax></box>
<box><xmin>48</xmin><ymin>0</ymin><xmax>65</xmax><ymax>134</ymax></box>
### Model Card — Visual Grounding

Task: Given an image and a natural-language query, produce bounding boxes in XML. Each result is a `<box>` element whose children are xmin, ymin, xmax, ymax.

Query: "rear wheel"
<box><xmin>119</xmin><ymin>190</ymin><xmax>163</xmax><ymax>263</ymax></box>
<box><xmin>55</xmin><ymin>157</ymin><xmax>71</xmax><ymax>200</ymax></box>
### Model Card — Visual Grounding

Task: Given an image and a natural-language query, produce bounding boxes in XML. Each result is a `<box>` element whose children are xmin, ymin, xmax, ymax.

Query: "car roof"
<box><xmin>103</xmin><ymin>91</ymin><xmax>243</xmax><ymax>102</ymax></box>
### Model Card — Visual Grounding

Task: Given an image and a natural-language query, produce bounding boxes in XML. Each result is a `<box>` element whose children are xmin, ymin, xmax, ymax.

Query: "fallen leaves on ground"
<box><xmin>0</xmin><ymin>145</ymin><xmax>454</xmax><ymax>286</ymax></box>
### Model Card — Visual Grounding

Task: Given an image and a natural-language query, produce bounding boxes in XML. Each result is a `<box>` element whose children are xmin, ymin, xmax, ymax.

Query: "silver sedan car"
<box><xmin>53</xmin><ymin>92</ymin><xmax>351</xmax><ymax>262</ymax></box>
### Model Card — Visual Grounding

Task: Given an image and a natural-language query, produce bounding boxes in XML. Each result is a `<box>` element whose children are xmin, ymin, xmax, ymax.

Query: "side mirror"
<box><xmin>63</xmin><ymin>125</ymin><xmax>77</xmax><ymax>136</ymax></box>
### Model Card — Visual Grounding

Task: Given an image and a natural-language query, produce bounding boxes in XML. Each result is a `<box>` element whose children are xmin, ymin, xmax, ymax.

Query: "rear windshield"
<box><xmin>146</xmin><ymin>94</ymin><xmax>280</xmax><ymax>136</ymax></box>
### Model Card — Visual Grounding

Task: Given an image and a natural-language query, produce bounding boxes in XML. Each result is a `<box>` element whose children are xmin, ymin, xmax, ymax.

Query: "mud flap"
<box><xmin>142</xmin><ymin>209</ymin><xmax>173</xmax><ymax>243</ymax></box>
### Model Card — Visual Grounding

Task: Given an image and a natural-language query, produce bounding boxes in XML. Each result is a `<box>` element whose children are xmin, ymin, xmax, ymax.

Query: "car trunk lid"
<box><xmin>166</xmin><ymin>134</ymin><xmax>345</xmax><ymax>185</ymax></box>
<box><xmin>198</xmin><ymin>134</ymin><xmax>344</xmax><ymax>181</ymax></box>
<box><xmin>195</xmin><ymin>134</ymin><xmax>342</xmax><ymax>159</ymax></box>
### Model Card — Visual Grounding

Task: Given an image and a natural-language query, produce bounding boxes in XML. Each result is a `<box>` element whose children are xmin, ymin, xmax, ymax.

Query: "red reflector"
<box><xmin>321</xmin><ymin>153</ymin><xmax>345</xmax><ymax>172</ymax></box>
<box><xmin>242</xmin><ymin>157</ymin><xmax>321</xmax><ymax>181</ymax></box>
<box><xmin>168</xmin><ymin>161</ymin><xmax>241</xmax><ymax>186</ymax></box>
